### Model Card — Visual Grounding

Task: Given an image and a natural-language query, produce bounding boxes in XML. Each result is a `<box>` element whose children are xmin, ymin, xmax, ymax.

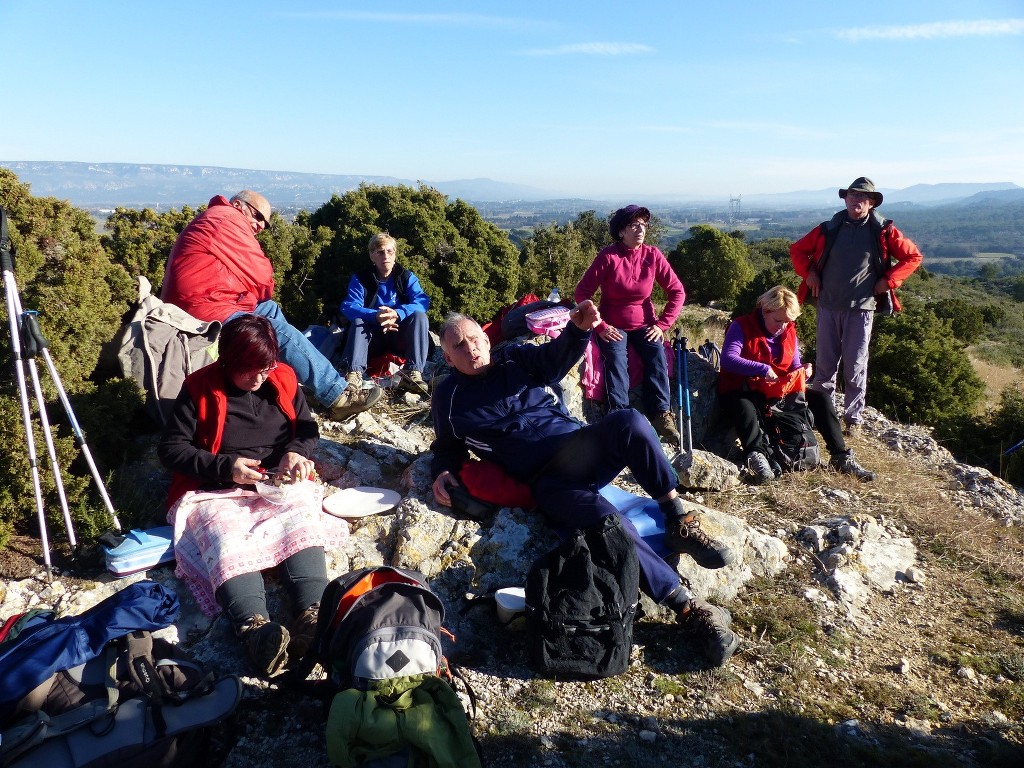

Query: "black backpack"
<box><xmin>766</xmin><ymin>391</ymin><xmax>821</xmax><ymax>472</ymax></box>
<box><xmin>0</xmin><ymin>629</ymin><xmax>241</xmax><ymax>768</ymax></box>
<box><xmin>525</xmin><ymin>514</ymin><xmax>640</xmax><ymax>679</ymax></box>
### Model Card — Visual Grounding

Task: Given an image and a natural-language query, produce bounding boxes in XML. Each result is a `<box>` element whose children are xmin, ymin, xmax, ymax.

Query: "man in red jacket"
<box><xmin>790</xmin><ymin>177</ymin><xmax>923</xmax><ymax>434</ymax></box>
<box><xmin>162</xmin><ymin>191</ymin><xmax>381</xmax><ymax>420</ymax></box>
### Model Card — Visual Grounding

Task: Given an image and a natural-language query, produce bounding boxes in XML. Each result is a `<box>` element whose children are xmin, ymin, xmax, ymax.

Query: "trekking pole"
<box><xmin>0</xmin><ymin>209</ymin><xmax>54</xmax><ymax>574</ymax></box>
<box><xmin>674</xmin><ymin>333</ymin><xmax>684</xmax><ymax>455</ymax></box>
<box><xmin>22</xmin><ymin>310</ymin><xmax>121</xmax><ymax>532</ymax></box>
<box><xmin>1005</xmin><ymin>438</ymin><xmax>1024</xmax><ymax>456</ymax></box>
<box><xmin>681</xmin><ymin>336</ymin><xmax>693</xmax><ymax>456</ymax></box>
<box><xmin>18</xmin><ymin>310</ymin><xmax>77</xmax><ymax>552</ymax></box>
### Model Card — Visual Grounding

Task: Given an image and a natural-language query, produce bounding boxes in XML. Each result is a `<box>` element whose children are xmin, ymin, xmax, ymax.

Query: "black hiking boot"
<box><xmin>830</xmin><ymin>451</ymin><xmax>875</xmax><ymax>482</ymax></box>
<box><xmin>745</xmin><ymin>451</ymin><xmax>775</xmax><ymax>484</ymax></box>
<box><xmin>664</xmin><ymin>512</ymin><xmax>736</xmax><ymax>570</ymax></box>
<box><xmin>679</xmin><ymin>598</ymin><xmax>740</xmax><ymax>667</ymax></box>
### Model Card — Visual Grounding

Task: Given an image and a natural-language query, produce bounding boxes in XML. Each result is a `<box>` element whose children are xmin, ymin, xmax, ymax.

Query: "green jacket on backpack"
<box><xmin>326</xmin><ymin>674</ymin><xmax>481</xmax><ymax>768</ymax></box>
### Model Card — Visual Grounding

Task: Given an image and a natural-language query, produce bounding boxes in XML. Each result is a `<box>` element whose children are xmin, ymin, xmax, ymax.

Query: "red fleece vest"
<box><xmin>165</xmin><ymin>362</ymin><xmax>299</xmax><ymax>509</ymax></box>
<box><xmin>717</xmin><ymin>311</ymin><xmax>797</xmax><ymax>396</ymax></box>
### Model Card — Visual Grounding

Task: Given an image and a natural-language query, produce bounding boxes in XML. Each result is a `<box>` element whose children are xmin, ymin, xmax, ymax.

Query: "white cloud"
<box><xmin>521</xmin><ymin>43</ymin><xmax>654</xmax><ymax>56</ymax></box>
<box><xmin>837</xmin><ymin>18</ymin><xmax>1024</xmax><ymax>42</ymax></box>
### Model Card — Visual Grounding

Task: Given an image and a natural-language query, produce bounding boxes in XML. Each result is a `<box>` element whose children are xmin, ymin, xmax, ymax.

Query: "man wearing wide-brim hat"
<box><xmin>789</xmin><ymin>177</ymin><xmax>923</xmax><ymax>436</ymax></box>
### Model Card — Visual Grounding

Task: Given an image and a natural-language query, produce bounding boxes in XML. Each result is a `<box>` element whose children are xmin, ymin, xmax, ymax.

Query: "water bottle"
<box><xmin>547</xmin><ymin>287</ymin><xmax>560</xmax><ymax>303</ymax></box>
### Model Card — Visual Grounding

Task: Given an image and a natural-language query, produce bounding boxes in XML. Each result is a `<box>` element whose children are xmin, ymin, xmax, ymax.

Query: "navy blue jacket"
<box><xmin>430</xmin><ymin>323</ymin><xmax>592</xmax><ymax>481</ymax></box>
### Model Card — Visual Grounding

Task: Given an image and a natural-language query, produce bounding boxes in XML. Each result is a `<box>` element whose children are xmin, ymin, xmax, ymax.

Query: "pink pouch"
<box><xmin>525</xmin><ymin>306</ymin><xmax>570</xmax><ymax>337</ymax></box>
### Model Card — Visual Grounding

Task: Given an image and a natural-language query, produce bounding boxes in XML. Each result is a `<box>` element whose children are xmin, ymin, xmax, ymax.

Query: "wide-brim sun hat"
<box><xmin>839</xmin><ymin>177</ymin><xmax>883</xmax><ymax>206</ymax></box>
<box><xmin>608</xmin><ymin>204</ymin><xmax>651</xmax><ymax>239</ymax></box>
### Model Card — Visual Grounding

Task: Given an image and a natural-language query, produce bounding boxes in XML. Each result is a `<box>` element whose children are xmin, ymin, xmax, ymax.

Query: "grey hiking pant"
<box><xmin>808</xmin><ymin>306</ymin><xmax>874</xmax><ymax>427</ymax></box>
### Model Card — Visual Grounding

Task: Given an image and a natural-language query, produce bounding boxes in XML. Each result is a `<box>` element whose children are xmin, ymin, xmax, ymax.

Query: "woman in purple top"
<box><xmin>718</xmin><ymin>286</ymin><xmax>874</xmax><ymax>484</ymax></box>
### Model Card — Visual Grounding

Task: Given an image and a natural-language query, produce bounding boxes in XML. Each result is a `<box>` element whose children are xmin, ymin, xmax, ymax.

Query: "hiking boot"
<box><xmin>286</xmin><ymin>603</ymin><xmax>319</xmax><ymax>663</ymax></box>
<box><xmin>843</xmin><ymin>421</ymin><xmax>862</xmax><ymax>437</ymax></box>
<box><xmin>664</xmin><ymin>512</ymin><xmax>736</xmax><ymax>570</ymax></box>
<box><xmin>652</xmin><ymin>411</ymin><xmax>680</xmax><ymax>443</ymax></box>
<box><xmin>238</xmin><ymin>615</ymin><xmax>290</xmax><ymax>676</ymax></box>
<box><xmin>329</xmin><ymin>373</ymin><xmax>383</xmax><ymax>420</ymax></box>
<box><xmin>746</xmin><ymin>451</ymin><xmax>775</xmax><ymax>484</ymax></box>
<box><xmin>679</xmin><ymin>598</ymin><xmax>740</xmax><ymax>667</ymax></box>
<box><xmin>830</xmin><ymin>451</ymin><xmax>875</xmax><ymax>482</ymax></box>
<box><xmin>396</xmin><ymin>368</ymin><xmax>430</xmax><ymax>397</ymax></box>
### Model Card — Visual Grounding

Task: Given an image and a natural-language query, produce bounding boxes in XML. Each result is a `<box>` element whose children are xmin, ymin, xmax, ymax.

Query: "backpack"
<box><xmin>293</xmin><ymin>567</ymin><xmax>483</xmax><ymax>768</ymax></box>
<box><xmin>113</xmin><ymin>275</ymin><xmax>221</xmax><ymax>426</ymax></box>
<box><xmin>525</xmin><ymin>514</ymin><xmax>640</xmax><ymax>679</ymax></box>
<box><xmin>765</xmin><ymin>391</ymin><xmax>821</xmax><ymax>472</ymax></box>
<box><xmin>0</xmin><ymin>619</ymin><xmax>241</xmax><ymax>768</ymax></box>
<box><xmin>300</xmin><ymin>567</ymin><xmax>448</xmax><ymax>691</ymax></box>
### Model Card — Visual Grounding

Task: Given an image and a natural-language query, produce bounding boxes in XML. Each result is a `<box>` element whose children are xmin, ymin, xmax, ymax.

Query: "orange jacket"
<box><xmin>789</xmin><ymin>210</ymin><xmax>923</xmax><ymax>311</ymax></box>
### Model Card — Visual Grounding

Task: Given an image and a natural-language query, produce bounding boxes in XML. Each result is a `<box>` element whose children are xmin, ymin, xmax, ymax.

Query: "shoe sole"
<box><xmin>330</xmin><ymin>384</ymin><xmax>383</xmax><ymax>420</ymax></box>
<box><xmin>665</xmin><ymin>535</ymin><xmax>736</xmax><ymax>570</ymax></box>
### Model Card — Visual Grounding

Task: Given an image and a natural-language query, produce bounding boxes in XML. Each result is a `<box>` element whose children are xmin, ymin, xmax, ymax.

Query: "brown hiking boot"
<box><xmin>396</xmin><ymin>368</ymin><xmax>430</xmax><ymax>397</ymax></box>
<box><xmin>664</xmin><ymin>512</ymin><xmax>736</xmax><ymax>570</ymax></box>
<box><xmin>286</xmin><ymin>603</ymin><xmax>319</xmax><ymax>663</ymax></box>
<box><xmin>237</xmin><ymin>614</ymin><xmax>290</xmax><ymax>676</ymax></box>
<box><xmin>329</xmin><ymin>372</ymin><xmax>382</xmax><ymax>420</ymax></box>
<box><xmin>678</xmin><ymin>598</ymin><xmax>740</xmax><ymax>667</ymax></box>
<box><xmin>652</xmin><ymin>410</ymin><xmax>680</xmax><ymax>443</ymax></box>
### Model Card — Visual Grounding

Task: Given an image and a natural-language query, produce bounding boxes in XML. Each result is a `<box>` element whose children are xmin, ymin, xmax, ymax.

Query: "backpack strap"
<box><xmin>0</xmin><ymin>645</ymin><xmax>119</xmax><ymax>766</ymax></box>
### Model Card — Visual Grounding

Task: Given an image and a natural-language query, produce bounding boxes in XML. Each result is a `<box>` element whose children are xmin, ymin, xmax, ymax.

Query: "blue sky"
<box><xmin>3</xmin><ymin>1</ymin><xmax>1023</xmax><ymax>198</ymax></box>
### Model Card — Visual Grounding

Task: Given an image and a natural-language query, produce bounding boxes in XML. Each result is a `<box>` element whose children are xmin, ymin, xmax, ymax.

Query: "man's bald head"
<box><xmin>231</xmin><ymin>191</ymin><xmax>271</xmax><ymax>224</ymax></box>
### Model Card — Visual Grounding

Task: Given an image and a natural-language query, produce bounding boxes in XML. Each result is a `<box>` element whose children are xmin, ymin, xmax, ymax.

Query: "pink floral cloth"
<box><xmin>168</xmin><ymin>482</ymin><xmax>349</xmax><ymax>616</ymax></box>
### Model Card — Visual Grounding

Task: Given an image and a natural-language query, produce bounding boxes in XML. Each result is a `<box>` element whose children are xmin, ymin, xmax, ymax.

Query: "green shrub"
<box><xmin>868</xmin><ymin>301</ymin><xmax>985</xmax><ymax>427</ymax></box>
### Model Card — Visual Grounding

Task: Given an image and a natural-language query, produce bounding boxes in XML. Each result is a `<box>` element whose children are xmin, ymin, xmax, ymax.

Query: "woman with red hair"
<box><xmin>159</xmin><ymin>314</ymin><xmax>347</xmax><ymax>676</ymax></box>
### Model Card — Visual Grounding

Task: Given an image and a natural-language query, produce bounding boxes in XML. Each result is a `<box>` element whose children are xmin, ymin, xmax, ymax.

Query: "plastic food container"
<box><xmin>525</xmin><ymin>306</ymin><xmax>570</xmax><ymax>337</ymax></box>
<box><xmin>255</xmin><ymin>478</ymin><xmax>302</xmax><ymax>505</ymax></box>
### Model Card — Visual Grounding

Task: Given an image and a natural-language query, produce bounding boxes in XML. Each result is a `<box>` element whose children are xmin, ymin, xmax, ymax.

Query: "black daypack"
<box><xmin>0</xmin><ymin>629</ymin><xmax>241</xmax><ymax>768</ymax></box>
<box><xmin>765</xmin><ymin>391</ymin><xmax>821</xmax><ymax>472</ymax></box>
<box><xmin>525</xmin><ymin>514</ymin><xmax>640</xmax><ymax>679</ymax></box>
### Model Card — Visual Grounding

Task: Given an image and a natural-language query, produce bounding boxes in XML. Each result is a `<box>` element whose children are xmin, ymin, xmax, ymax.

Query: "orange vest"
<box><xmin>717</xmin><ymin>312</ymin><xmax>800</xmax><ymax>399</ymax></box>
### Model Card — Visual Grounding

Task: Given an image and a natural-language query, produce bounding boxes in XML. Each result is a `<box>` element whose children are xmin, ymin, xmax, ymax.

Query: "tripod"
<box><xmin>1</xmin><ymin>207</ymin><xmax>120</xmax><ymax>574</ymax></box>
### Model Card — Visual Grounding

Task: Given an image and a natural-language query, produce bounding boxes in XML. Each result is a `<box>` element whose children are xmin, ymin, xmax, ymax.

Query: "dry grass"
<box><xmin>968</xmin><ymin>350</ymin><xmax>1022</xmax><ymax>412</ymax></box>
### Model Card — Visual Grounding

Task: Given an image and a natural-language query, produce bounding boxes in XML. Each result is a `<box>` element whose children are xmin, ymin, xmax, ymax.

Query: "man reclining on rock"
<box><xmin>429</xmin><ymin>300</ymin><xmax>741</xmax><ymax>666</ymax></box>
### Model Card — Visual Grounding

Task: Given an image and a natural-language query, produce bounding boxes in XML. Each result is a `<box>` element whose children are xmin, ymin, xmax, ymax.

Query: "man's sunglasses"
<box><xmin>244</xmin><ymin>201</ymin><xmax>267</xmax><ymax>225</ymax></box>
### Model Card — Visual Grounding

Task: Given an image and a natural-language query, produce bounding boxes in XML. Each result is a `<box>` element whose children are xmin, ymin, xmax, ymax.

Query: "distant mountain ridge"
<box><xmin>0</xmin><ymin>161</ymin><xmax>555</xmax><ymax>208</ymax></box>
<box><xmin>0</xmin><ymin>160</ymin><xmax>1019</xmax><ymax>210</ymax></box>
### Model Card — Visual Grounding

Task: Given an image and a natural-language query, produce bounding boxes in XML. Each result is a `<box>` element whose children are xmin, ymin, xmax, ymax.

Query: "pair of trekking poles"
<box><xmin>0</xmin><ymin>207</ymin><xmax>121</xmax><ymax>575</ymax></box>
<box><xmin>674</xmin><ymin>333</ymin><xmax>693</xmax><ymax>459</ymax></box>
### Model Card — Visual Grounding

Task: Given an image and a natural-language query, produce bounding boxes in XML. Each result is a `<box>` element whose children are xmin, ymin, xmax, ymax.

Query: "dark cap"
<box><xmin>839</xmin><ymin>177</ymin><xmax>883</xmax><ymax>206</ymax></box>
<box><xmin>608</xmin><ymin>204</ymin><xmax>651</xmax><ymax>240</ymax></box>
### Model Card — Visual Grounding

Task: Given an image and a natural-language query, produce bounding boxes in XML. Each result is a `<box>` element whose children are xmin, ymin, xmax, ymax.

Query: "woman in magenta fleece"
<box><xmin>574</xmin><ymin>204</ymin><xmax>685</xmax><ymax>442</ymax></box>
